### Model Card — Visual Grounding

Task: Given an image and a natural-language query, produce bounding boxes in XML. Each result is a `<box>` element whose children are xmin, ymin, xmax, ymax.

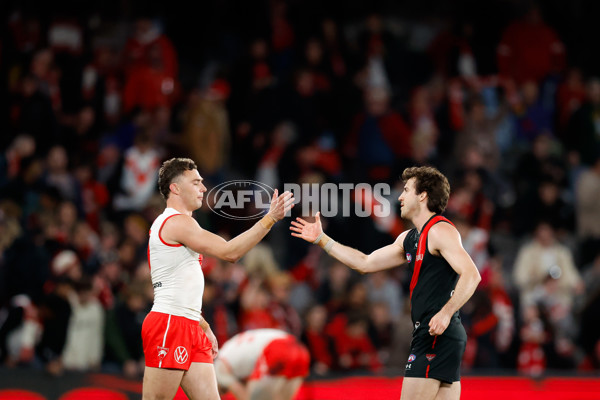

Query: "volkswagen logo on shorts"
<box><xmin>174</xmin><ymin>346</ymin><xmax>189</xmax><ymax>364</ymax></box>
<box><xmin>207</xmin><ymin>180</ymin><xmax>274</xmax><ymax>220</ymax></box>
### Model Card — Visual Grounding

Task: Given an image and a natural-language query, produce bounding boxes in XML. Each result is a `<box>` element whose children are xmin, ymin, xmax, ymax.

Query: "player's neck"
<box><xmin>412</xmin><ymin>210</ymin><xmax>436</xmax><ymax>233</ymax></box>
<box><xmin>166</xmin><ymin>198</ymin><xmax>193</xmax><ymax>216</ymax></box>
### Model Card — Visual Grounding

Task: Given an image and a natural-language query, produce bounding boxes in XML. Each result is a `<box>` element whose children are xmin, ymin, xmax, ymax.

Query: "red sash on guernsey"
<box><xmin>409</xmin><ymin>215</ymin><xmax>455</xmax><ymax>300</ymax></box>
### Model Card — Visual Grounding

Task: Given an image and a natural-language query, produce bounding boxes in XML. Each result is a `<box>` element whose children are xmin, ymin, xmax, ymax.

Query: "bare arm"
<box><xmin>162</xmin><ymin>190</ymin><xmax>294</xmax><ymax>263</ymax></box>
<box><xmin>248</xmin><ymin>376</ymin><xmax>292</xmax><ymax>400</ymax></box>
<box><xmin>290</xmin><ymin>212</ymin><xmax>408</xmax><ymax>274</ymax></box>
<box><xmin>199</xmin><ymin>316</ymin><xmax>218</xmax><ymax>359</ymax></box>
<box><xmin>228</xmin><ymin>381</ymin><xmax>249</xmax><ymax>400</ymax></box>
<box><xmin>327</xmin><ymin>236</ymin><xmax>408</xmax><ymax>274</ymax></box>
<box><xmin>215</xmin><ymin>359</ymin><xmax>248</xmax><ymax>400</ymax></box>
<box><xmin>427</xmin><ymin>222</ymin><xmax>481</xmax><ymax>336</ymax></box>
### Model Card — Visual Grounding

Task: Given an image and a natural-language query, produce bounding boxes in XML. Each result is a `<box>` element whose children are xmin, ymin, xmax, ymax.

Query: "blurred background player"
<box><xmin>214</xmin><ymin>328</ymin><xmax>310</xmax><ymax>400</ymax></box>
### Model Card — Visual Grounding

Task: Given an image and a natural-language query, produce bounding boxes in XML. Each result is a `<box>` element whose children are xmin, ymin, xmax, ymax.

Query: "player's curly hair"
<box><xmin>158</xmin><ymin>158</ymin><xmax>197</xmax><ymax>200</ymax></box>
<box><xmin>402</xmin><ymin>166</ymin><xmax>450</xmax><ymax>214</ymax></box>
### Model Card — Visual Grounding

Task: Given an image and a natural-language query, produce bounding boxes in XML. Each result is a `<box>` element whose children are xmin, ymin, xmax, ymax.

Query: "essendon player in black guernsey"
<box><xmin>291</xmin><ymin>166</ymin><xmax>481</xmax><ymax>400</ymax></box>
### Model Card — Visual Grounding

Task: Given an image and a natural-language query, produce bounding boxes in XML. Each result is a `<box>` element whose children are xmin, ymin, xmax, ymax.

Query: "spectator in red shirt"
<box><xmin>269</xmin><ymin>0</ymin><xmax>295</xmax><ymax>77</ymax></box>
<box><xmin>122</xmin><ymin>19</ymin><xmax>180</xmax><ymax>114</ymax></box>
<box><xmin>123</xmin><ymin>17</ymin><xmax>178</xmax><ymax>79</ymax></box>
<box><xmin>497</xmin><ymin>5</ymin><xmax>565</xmax><ymax>84</ymax></box>
<box><xmin>517</xmin><ymin>304</ymin><xmax>548</xmax><ymax>377</ymax></box>
<box><xmin>556</xmin><ymin>68</ymin><xmax>586</xmax><ymax>137</ymax></box>
<box><xmin>121</xmin><ymin>51</ymin><xmax>178</xmax><ymax>113</ymax></box>
<box><xmin>238</xmin><ymin>280</ymin><xmax>278</xmax><ymax>331</ymax></box>
<box><xmin>301</xmin><ymin>304</ymin><xmax>334</xmax><ymax>375</ymax></box>
<box><xmin>334</xmin><ymin>312</ymin><xmax>382</xmax><ymax>372</ymax></box>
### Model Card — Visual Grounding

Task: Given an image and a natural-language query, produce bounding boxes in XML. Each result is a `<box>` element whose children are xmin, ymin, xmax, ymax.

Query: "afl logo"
<box><xmin>174</xmin><ymin>346</ymin><xmax>189</xmax><ymax>364</ymax></box>
<box><xmin>207</xmin><ymin>180</ymin><xmax>274</xmax><ymax>220</ymax></box>
<box><xmin>406</xmin><ymin>253</ymin><xmax>412</xmax><ymax>263</ymax></box>
<box><xmin>408</xmin><ymin>354</ymin><xmax>416</xmax><ymax>362</ymax></box>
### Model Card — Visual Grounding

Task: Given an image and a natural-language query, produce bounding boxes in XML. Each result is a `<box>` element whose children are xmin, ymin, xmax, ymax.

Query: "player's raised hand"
<box><xmin>267</xmin><ymin>189</ymin><xmax>295</xmax><ymax>221</ymax></box>
<box><xmin>290</xmin><ymin>212</ymin><xmax>323</xmax><ymax>243</ymax></box>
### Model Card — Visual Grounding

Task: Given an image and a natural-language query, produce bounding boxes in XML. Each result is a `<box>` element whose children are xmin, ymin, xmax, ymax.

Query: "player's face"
<box><xmin>399</xmin><ymin>178</ymin><xmax>419</xmax><ymax>219</ymax></box>
<box><xmin>177</xmin><ymin>169</ymin><xmax>207</xmax><ymax>210</ymax></box>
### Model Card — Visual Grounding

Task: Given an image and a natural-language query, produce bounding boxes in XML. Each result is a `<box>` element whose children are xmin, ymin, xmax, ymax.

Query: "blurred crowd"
<box><xmin>1</xmin><ymin>0</ymin><xmax>600</xmax><ymax>380</ymax></box>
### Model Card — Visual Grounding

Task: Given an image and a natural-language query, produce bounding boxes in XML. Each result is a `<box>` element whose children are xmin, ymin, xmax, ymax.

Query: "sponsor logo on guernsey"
<box><xmin>174</xmin><ymin>346</ymin><xmax>189</xmax><ymax>364</ymax></box>
<box><xmin>406</xmin><ymin>253</ymin><xmax>412</xmax><ymax>263</ymax></box>
<box><xmin>426</xmin><ymin>354</ymin><xmax>436</xmax><ymax>362</ymax></box>
<box><xmin>416</xmin><ymin>254</ymin><xmax>424</xmax><ymax>261</ymax></box>
<box><xmin>153</xmin><ymin>282</ymin><xmax>162</xmax><ymax>289</ymax></box>
<box><xmin>157</xmin><ymin>346</ymin><xmax>169</xmax><ymax>361</ymax></box>
<box><xmin>408</xmin><ymin>354</ymin><xmax>416</xmax><ymax>362</ymax></box>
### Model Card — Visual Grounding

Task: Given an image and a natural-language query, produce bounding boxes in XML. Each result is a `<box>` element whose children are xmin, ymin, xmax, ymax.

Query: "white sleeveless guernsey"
<box><xmin>217</xmin><ymin>329</ymin><xmax>290</xmax><ymax>379</ymax></box>
<box><xmin>148</xmin><ymin>208</ymin><xmax>204</xmax><ymax>321</ymax></box>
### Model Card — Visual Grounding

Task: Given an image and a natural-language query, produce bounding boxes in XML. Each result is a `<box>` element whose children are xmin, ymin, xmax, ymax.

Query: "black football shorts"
<box><xmin>404</xmin><ymin>317</ymin><xmax>467</xmax><ymax>383</ymax></box>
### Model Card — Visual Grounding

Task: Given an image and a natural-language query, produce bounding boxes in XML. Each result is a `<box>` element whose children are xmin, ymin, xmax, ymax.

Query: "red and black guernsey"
<box><xmin>403</xmin><ymin>214</ymin><xmax>459</xmax><ymax>327</ymax></box>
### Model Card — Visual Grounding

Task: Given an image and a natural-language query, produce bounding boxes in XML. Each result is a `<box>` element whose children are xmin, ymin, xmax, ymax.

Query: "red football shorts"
<box><xmin>249</xmin><ymin>336</ymin><xmax>310</xmax><ymax>380</ymax></box>
<box><xmin>142</xmin><ymin>311</ymin><xmax>213</xmax><ymax>370</ymax></box>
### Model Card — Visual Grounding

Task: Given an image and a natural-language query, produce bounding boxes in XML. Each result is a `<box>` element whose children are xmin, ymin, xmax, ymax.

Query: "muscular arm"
<box><xmin>327</xmin><ymin>233</ymin><xmax>408</xmax><ymax>274</ymax></box>
<box><xmin>163</xmin><ymin>215</ymin><xmax>272</xmax><ymax>263</ymax></box>
<box><xmin>427</xmin><ymin>222</ymin><xmax>481</xmax><ymax>335</ymax></box>
<box><xmin>290</xmin><ymin>212</ymin><xmax>408</xmax><ymax>274</ymax></box>
<box><xmin>162</xmin><ymin>191</ymin><xmax>294</xmax><ymax>263</ymax></box>
<box><xmin>215</xmin><ymin>359</ymin><xmax>248</xmax><ymax>400</ymax></box>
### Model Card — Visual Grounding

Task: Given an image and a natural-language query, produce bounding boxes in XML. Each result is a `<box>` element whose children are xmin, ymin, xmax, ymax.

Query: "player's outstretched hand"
<box><xmin>290</xmin><ymin>212</ymin><xmax>323</xmax><ymax>243</ymax></box>
<box><xmin>268</xmin><ymin>189</ymin><xmax>295</xmax><ymax>221</ymax></box>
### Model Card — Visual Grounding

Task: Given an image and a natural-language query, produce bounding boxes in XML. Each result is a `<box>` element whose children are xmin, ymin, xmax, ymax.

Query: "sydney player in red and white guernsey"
<box><xmin>215</xmin><ymin>329</ymin><xmax>310</xmax><ymax>400</ymax></box>
<box><xmin>142</xmin><ymin>158</ymin><xmax>294</xmax><ymax>400</ymax></box>
<box><xmin>291</xmin><ymin>166</ymin><xmax>481</xmax><ymax>400</ymax></box>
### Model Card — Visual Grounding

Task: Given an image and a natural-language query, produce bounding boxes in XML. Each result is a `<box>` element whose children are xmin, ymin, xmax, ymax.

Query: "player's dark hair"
<box><xmin>158</xmin><ymin>158</ymin><xmax>197</xmax><ymax>200</ymax></box>
<box><xmin>402</xmin><ymin>166</ymin><xmax>450</xmax><ymax>214</ymax></box>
